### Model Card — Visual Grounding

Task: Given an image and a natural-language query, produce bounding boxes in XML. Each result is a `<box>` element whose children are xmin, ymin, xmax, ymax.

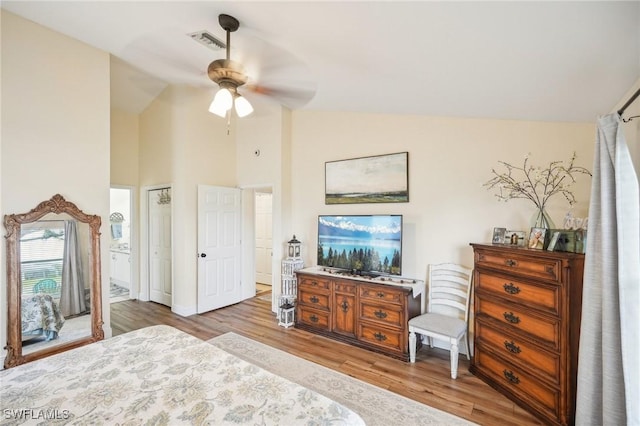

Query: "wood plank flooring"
<box><xmin>110</xmin><ymin>294</ymin><xmax>543</xmax><ymax>426</ymax></box>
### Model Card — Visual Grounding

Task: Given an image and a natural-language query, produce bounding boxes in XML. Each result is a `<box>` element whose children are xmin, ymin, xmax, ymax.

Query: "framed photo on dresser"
<box><xmin>492</xmin><ymin>227</ymin><xmax>506</xmax><ymax>244</ymax></box>
<box><xmin>505</xmin><ymin>230</ymin><xmax>526</xmax><ymax>246</ymax></box>
<box><xmin>528</xmin><ymin>227</ymin><xmax>547</xmax><ymax>249</ymax></box>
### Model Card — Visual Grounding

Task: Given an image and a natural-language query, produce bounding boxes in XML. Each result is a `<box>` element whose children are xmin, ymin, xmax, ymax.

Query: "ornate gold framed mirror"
<box><xmin>4</xmin><ymin>194</ymin><xmax>104</xmax><ymax>368</ymax></box>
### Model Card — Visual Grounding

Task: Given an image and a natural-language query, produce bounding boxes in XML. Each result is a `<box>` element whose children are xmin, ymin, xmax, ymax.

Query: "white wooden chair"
<box><xmin>408</xmin><ymin>263</ymin><xmax>473</xmax><ymax>379</ymax></box>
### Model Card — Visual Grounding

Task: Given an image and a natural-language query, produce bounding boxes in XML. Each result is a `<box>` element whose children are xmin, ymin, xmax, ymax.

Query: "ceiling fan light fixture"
<box><xmin>234</xmin><ymin>95</ymin><xmax>253</xmax><ymax>117</ymax></box>
<box><xmin>207</xmin><ymin>14</ymin><xmax>257</xmax><ymax>119</ymax></box>
<box><xmin>209</xmin><ymin>87</ymin><xmax>233</xmax><ymax>116</ymax></box>
<box><xmin>208</xmin><ymin>100</ymin><xmax>228</xmax><ymax>117</ymax></box>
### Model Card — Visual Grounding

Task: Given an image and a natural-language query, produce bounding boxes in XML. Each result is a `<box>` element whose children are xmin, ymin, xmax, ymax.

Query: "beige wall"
<box><xmin>290</xmin><ymin>111</ymin><xmax>595</xmax><ymax>279</ymax></box>
<box><xmin>138</xmin><ymin>85</ymin><xmax>236</xmax><ymax>314</ymax></box>
<box><xmin>1</xmin><ymin>11</ymin><xmax>112</xmax><ymax>360</ymax></box>
<box><xmin>110</xmin><ymin>108</ymin><xmax>139</xmax><ymax>186</ymax></box>
<box><xmin>236</xmin><ymin>102</ymin><xmax>293</xmax><ymax>303</ymax></box>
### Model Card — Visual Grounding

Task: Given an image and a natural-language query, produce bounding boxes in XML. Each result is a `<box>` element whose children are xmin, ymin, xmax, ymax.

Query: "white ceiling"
<box><xmin>2</xmin><ymin>1</ymin><xmax>639</xmax><ymax>122</ymax></box>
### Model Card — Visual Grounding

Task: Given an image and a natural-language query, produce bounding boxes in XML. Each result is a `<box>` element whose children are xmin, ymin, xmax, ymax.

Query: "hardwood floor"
<box><xmin>110</xmin><ymin>294</ymin><xmax>543</xmax><ymax>426</ymax></box>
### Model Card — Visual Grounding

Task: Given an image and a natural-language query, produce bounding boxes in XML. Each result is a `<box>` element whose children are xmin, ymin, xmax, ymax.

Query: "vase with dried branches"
<box><xmin>484</xmin><ymin>152</ymin><xmax>592</xmax><ymax>229</ymax></box>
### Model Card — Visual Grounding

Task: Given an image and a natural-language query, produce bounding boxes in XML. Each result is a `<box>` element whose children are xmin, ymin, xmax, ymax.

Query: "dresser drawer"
<box><xmin>475</xmin><ymin>350</ymin><xmax>560</xmax><ymax>422</ymax></box>
<box><xmin>299</xmin><ymin>289</ymin><xmax>330</xmax><ymax>310</ymax></box>
<box><xmin>360</xmin><ymin>302</ymin><xmax>403</xmax><ymax>328</ymax></box>
<box><xmin>477</xmin><ymin>272</ymin><xmax>560</xmax><ymax>315</ymax></box>
<box><xmin>476</xmin><ymin>320</ymin><xmax>560</xmax><ymax>385</ymax></box>
<box><xmin>476</xmin><ymin>250</ymin><xmax>562</xmax><ymax>284</ymax></box>
<box><xmin>358</xmin><ymin>323</ymin><xmax>403</xmax><ymax>352</ymax></box>
<box><xmin>298</xmin><ymin>275</ymin><xmax>331</xmax><ymax>291</ymax></box>
<box><xmin>334</xmin><ymin>282</ymin><xmax>357</xmax><ymax>294</ymax></box>
<box><xmin>360</xmin><ymin>285</ymin><xmax>403</xmax><ymax>304</ymax></box>
<box><xmin>297</xmin><ymin>306</ymin><xmax>330</xmax><ymax>330</ymax></box>
<box><xmin>476</xmin><ymin>298</ymin><xmax>560</xmax><ymax>350</ymax></box>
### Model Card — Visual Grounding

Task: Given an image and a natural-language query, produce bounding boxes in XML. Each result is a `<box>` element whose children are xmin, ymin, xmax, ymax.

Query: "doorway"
<box><xmin>255</xmin><ymin>191</ymin><xmax>273</xmax><ymax>288</ymax></box>
<box><xmin>147</xmin><ymin>187</ymin><xmax>172</xmax><ymax>307</ymax></box>
<box><xmin>109</xmin><ymin>187</ymin><xmax>134</xmax><ymax>304</ymax></box>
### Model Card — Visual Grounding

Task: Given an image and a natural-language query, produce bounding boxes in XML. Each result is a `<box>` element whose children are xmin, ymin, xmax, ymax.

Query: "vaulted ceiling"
<box><xmin>2</xmin><ymin>1</ymin><xmax>639</xmax><ymax>122</ymax></box>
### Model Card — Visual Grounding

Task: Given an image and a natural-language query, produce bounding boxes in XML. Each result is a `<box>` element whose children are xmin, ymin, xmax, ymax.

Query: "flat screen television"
<box><xmin>317</xmin><ymin>215</ymin><xmax>402</xmax><ymax>276</ymax></box>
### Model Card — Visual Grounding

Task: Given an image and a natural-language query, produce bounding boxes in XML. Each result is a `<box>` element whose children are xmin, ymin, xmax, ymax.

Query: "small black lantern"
<box><xmin>287</xmin><ymin>235</ymin><xmax>301</xmax><ymax>259</ymax></box>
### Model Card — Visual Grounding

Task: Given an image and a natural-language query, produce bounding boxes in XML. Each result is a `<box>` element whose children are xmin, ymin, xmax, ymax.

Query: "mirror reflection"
<box><xmin>20</xmin><ymin>216</ymin><xmax>92</xmax><ymax>355</ymax></box>
<box><xmin>4</xmin><ymin>194</ymin><xmax>103</xmax><ymax>369</ymax></box>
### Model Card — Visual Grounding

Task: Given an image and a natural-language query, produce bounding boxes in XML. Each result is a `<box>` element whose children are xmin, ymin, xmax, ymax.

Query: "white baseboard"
<box><xmin>172</xmin><ymin>304</ymin><xmax>196</xmax><ymax>317</ymax></box>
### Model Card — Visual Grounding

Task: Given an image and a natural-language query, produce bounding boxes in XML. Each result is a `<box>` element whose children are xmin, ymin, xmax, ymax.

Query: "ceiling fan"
<box><xmin>207</xmin><ymin>14</ymin><xmax>252</xmax><ymax>117</ymax></box>
<box><xmin>206</xmin><ymin>14</ymin><xmax>316</xmax><ymax>118</ymax></box>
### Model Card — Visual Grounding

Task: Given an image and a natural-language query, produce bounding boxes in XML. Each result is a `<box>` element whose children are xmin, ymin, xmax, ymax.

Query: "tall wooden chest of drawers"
<box><xmin>470</xmin><ymin>244</ymin><xmax>584</xmax><ymax>426</ymax></box>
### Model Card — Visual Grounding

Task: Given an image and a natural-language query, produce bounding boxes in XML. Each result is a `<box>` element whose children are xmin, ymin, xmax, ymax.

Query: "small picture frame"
<box><xmin>528</xmin><ymin>227</ymin><xmax>547</xmax><ymax>250</ymax></box>
<box><xmin>549</xmin><ymin>229</ymin><xmax>580</xmax><ymax>253</ymax></box>
<box><xmin>547</xmin><ymin>231</ymin><xmax>561</xmax><ymax>251</ymax></box>
<box><xmin>505</xmin><ymin>230</ymin><xmax>526</xmax><ymax>247</ymax></box>
<box><xmin>492</xmin><ymin>227</ymin><xmax>506</xmax><ymax>244</ymax></box>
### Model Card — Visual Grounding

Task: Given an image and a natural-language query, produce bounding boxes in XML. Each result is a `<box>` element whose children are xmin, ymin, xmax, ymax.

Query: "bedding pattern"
<box><xmin>20</xmin><ymin>294</ymin><xmax>65</xmax><ymax>341</ymax></box>
<box><xmin>0</xmin><ymin>325</ymin><xmax>365</xmax><ymax>425</ymax></box>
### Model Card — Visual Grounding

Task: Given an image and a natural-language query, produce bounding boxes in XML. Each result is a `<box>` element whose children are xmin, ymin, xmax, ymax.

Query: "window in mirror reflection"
<box><xmin>20</xmin><ymin>219</ymin><xmax>91</xmax><ymax>355</ymax></box>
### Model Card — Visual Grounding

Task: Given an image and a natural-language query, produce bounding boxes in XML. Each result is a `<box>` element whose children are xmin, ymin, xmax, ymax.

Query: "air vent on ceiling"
<box><xmin>188</xmin><ymin>30</ymin><xmax>226</xmax><ymax>51</ymax></box>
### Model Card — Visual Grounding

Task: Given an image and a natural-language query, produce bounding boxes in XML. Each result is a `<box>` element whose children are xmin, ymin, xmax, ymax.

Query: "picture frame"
<box><xmin>505</xmin><ymin>230</ymin><xmax>526</xmax><ymax>247</ymax></box>
<box><xmin>528</xmin><ymin>227</ymin><xmax>547</xmax><ymax>250</ymax></box>
<box><xmin>548</xmin><ymin>229</ymin><xmax>585</xmax><ymax>253</ymax></box>
<box><xmin>492</xmin><ymin>227</ymin><xmax>506</xmax><ymax>244</ymax></box>
<box><xmin>325</xmin><ymin>152</ymin><xmax>408</xmax><ymax>204</ymax></box>
<box><xmin>547</xmin><ymin>231</ymin><xmax>561</xmax><ymax>251</ymax></box>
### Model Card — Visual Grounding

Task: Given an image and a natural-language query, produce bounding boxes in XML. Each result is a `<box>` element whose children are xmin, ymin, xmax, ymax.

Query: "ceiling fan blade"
<box><xmin>244</xmin><ymin>82</ymin><xmax>316</xmax><ymax>109</ymax></box>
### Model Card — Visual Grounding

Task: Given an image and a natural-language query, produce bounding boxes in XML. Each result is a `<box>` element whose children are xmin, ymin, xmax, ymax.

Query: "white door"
<box><xmin>255</xmin><ymin>192</ymin><xmax>273</xmax><ymax>285</ymax></box>
<box><xmin>149</xmin><ymin>188</ymin><xmax>172</xmax><ymax>306</ymax></box>
<box><xmin>197</xmin><ymin>185</ymin><xmax>243</xmax><ymax>313</ymax></box>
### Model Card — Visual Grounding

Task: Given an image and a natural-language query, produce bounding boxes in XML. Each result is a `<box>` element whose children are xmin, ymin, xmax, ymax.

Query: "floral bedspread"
<box><xmin>0</xmin><ymin>325</ymin><xmax>365</xmax><ymax>425</ymax></box>
<box><xmin>21</xmin><ymin>294</ymin><xmax>65</xmax><ymax>341</ymax></box>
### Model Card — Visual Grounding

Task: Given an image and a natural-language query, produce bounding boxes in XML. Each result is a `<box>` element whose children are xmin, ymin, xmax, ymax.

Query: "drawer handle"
<box><xmin>504</xmin><ymin>340</ymin><xmax>522</xmax><ymax>354</ymax></box>
<box><xmin>373</xmin><ymin>332</ymin><xmax>387</xmax><ymax>342</ymax></box>
<box><xmin>374</xmin><ymin>310</ymin><xmax>388</xmax><ymax>319</ymax></box>
<box><xmin>503</xmin><ymin>311</ymin><xmax>521</xmax><ymax>324</ymax></box>
<box><xmin>310</xmin><ymin>295</ymin><xmax>320</xmax><ymax>304</ymax></box>
<box><xmin>311</xmin><ymin>281</ymin><xmax>318</xmax><ymax>286</ymax></box>
<box><xmin>503</xmin><ymin>282</ymin><xmax>521</xmax><ymax>294</ymax></box>
<box><xmin>503</xmin><ymin>369</ymin><xmax>520</xmax><ymax>384</ymax></box>
<box><xmin>505</xmin><ymin>259</ymin><xmax>517</xmax><ymax>267</ymax></box>
<box><xmin>340</xmin><ymin>299</ymin><xmax>350</xmax><ymax>313</ymax></box>
<box><xmin>376</xmin><ymin>292</ymin><xmax>385</xmax><ymax>298</ymax></box>
<box><xmin>309</xmin><ymin>314</ymin><xmax>319</xmax><ymax>323</ymax></box>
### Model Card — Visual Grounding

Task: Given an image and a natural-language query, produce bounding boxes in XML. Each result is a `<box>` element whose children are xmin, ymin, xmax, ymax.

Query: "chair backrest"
<box><xmin>426</xmin><ymin>263</ymin><xmax>473</xmax><ymax>323</ymax></box>
<box><xmin>33</xmin><ymin>278</ymin><xmax>59</xmax><ymax>294</ymax></box>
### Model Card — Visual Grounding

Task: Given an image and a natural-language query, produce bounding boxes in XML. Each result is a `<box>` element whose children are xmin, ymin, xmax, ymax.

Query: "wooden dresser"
<box><xmin>295</xmin><ymin>268</ymin><xmax>422</xmax><ymax>360</ymax></box>
<box><xmin>470</xmin><ymin>243</ymin><xmax>585</xmax><ymax>426</ymax></box>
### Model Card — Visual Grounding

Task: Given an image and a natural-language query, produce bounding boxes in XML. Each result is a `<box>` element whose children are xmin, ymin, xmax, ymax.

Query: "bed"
<box><xmin>0</xmin><ymin>325</ymin><xmax>365</xmax><ymax>425</ymax></box>
<box><xmin>21</xmin><ymin>294</ymin><xmax>65</xmax><ymax>341</ymax></box>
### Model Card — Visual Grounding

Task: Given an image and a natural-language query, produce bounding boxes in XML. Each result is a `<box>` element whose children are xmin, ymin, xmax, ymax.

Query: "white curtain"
<box><xmin>576</xmin><ymin>113</ymin><xmax>640</xmax><ymax>425</ymax></box>
<box><xmin>59</xmin><ymin>220</ymin><xmax>88</xmax><ymax>317</ymax></box>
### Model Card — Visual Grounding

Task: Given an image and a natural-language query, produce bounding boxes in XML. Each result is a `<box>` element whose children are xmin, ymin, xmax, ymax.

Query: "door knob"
<box><xmin>200</xmin><ymin>253</ymin><xmax>207</xmax><ymax>258</ymax></box>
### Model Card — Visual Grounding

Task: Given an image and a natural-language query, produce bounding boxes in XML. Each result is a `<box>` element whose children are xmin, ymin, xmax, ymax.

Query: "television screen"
<box><xmin>317</xmin><ymin>215</ymin><xmax>402</xmax><ymax>276</ymax></box>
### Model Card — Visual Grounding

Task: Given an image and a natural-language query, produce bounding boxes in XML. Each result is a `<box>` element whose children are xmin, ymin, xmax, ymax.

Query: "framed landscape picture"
<box><xmin>325</xmin><ymin>152</ymin><xmax>408</xmax><ymax>204</ymax></box>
